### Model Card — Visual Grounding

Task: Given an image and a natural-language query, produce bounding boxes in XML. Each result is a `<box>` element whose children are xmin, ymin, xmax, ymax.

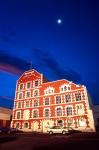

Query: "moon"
<box><xmin>57</xmin><ymin>19</ymin><xmax>62</xmax><ymax>24</ymax></box>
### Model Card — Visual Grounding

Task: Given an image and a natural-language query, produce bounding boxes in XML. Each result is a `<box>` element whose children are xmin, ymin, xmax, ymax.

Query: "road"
<box><xmin>0</xmin><ymin>132</ymin><xmax>99</xmax><ymax>150</ymax></box>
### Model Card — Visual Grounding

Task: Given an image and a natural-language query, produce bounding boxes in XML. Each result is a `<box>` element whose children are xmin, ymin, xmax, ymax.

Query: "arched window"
<box><xmin>24</xmin><ymin>122</ymin><xmax>28</xmax><ymax>128</ymax></box>
<box><xmin>76</xmin><ymin>104</ymin><xmax>84</xmax><ymax>115</ymax></box>
<box><xmin>60</xmin><ymin>84</ymin><xmax>71</xmax><ymax>92</ymax></box>
<box><xmin>34</xmin><ymin>99</ymin><xmax>38</xmax><ymax>107</ymax></box>
<box><xmin>15</xmin><ymin>122</ymin><xmax>20</xmax><ymax>128</ymax></box>
<box><xmin>66</xmin><ymin>107</ymin><xmax>72</xmax><ymax>116</ymax></box>
<box><xmin>44</xmin><ymin>87</ymin><xmax>54</xmax><ymax>95</ymax></box>
<box><xmin>56</xmin><ymin>107</ymin><xmax>62</xmax><ymax>116</ymax></box>
<box><xmin>44</xmin><ymin>109</ymin><xmax>50</xmax><ymax>117</ymax></box>
<box><xmin>33</xmin><ymin>110</ymin><xmax>39</xmax><ymax>118</ymax></box>
<box><xmin>57</xmin><ymin>120</ymin><xmax>63</xmax><ymax>127</ymax></box>
<box><xmin>16</xmin><ymin>111</ymin><xmax>21</xmax><ymax>119</ymax></box>
<box><xmin>33</xmin><ymin>90</ymin><xmax>39</xmax><ymax>97</ymax></box>
<box><xmin>18</xmin><ymin>93</ymin><xmax>23</xmax><ymax>99</ymax></box>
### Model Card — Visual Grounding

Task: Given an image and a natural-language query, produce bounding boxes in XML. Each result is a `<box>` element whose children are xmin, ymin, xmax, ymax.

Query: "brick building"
<box><xmin>11</xmin><ymin>69</ymin><xmax>95</xmax><ymax>132</ymax></box>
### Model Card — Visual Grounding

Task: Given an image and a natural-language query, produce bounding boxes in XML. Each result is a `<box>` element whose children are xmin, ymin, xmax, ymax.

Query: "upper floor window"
<box><xmin>65</xmin><ymin>94</ymin><xmax>71</xmax><ymax>103</ymax></box>
<box><xmin>56</xmin><ymin>96</ymin><xmax>61</xmax><ymax>104</ymax></box>
<box><xmin>18</xmin><ymin>102</ymin><xmax>22</xmax><ymax>108</ymax></box>
<box><xmin>16</xmin><ymin>111</ymin><xmax>21</xmax><ymax>119</ymax></box>
<box><xmin>44</xmin><ymin>87</ymin><xmax>54</xmax><ymax>95</ymax></box>
<box><xmin>26</xmin><ymin>91</ymin><xmax>31</xmax><ymax>98</ymax></box>
<box><xmin>26</xmin><ymin>82</ymin><xmax>31</xmax><ymax>89</ymax></box>
<box><xmin>19</xmin><ymin>83</ymin><xmax>24</xmax><ymax>90</ymax></box>
<box><xmin>76</xmin><ymin>104</ymin><xmax>84</xmax><ymax>115</ymax></box>
<box><xmin>33</xmin><ymin>89</ymin><xmax>39</xmax><ymax>97</ymax></box>
<box><xmin>35</xmin><ymin>80</ymin><xmax>39</xmax><ymax>87</ymax></box>
<box><xmin>66</xmin><ymin>107</ymin><xmax>73</xmax><ymax>116</ymax></box>
<box><xmin>33</xmin><ymin>110</ymin><xmax>39</xmax><ymax>118</ymax></box>
<box><xmin>25</xmin><ymin>101</ymin><xmax>30</xmax><ymax>108</ymax></box>
<box><xmin>75</xmin><ymin>92</ymin><xmax>81</xmax><ymax>101</ymax></box>
<box><xmin>56</xmin><ymin>107</ymin><xmax>62</xmax><ymax>116</ymax></box>
<box><xmin>60</xmin><ymin>84</ymin><xmax>71</xmax><ymax>92</ymax></box>
<box><xmin>18</xmin><ymin>93</ymin><xmax>23</xmax><ymax>99</ymax></box>
<box><xmin>44</xmin><ymin>97</ymin><xmax>50</xmax><ymax>105</ymax></box>
<box><xmin>44</xmin><ymin>109</ymin><xmax>50</xmax><ymax>117</ymax></box>
<box><xmin>34</xmin><ymin>99</ymin><xmax>39</xmax><ymax>107</ymax></box>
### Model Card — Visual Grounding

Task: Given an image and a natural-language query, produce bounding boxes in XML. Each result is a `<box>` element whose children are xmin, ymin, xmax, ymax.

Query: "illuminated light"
<box><xmin>57</xmin><ymin>19</ymin><xmax>62</xmax><ymax>24</ymax></box>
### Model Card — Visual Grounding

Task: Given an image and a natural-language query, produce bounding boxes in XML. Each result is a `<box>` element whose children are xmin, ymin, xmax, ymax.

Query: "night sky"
<box><xmin>0</xmin><ymin>0</ymin><xmax>99</xmax><ymax>108</ymax></box>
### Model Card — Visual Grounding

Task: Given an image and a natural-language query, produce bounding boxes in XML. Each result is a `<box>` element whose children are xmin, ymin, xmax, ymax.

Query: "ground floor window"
<box><xmin>67</xmin><ymin>118</ymin><xmax>73</xmax><ymax>127</ymax></box>
<box><xmin>57</xmin><ymin>120</ymin><xmax>63</xmax><ymax>127</ymax></box>
<box><xmin>24</xmin><ymin>122</ymin><xmax>28</xmax><ymax>128</ymax></box>
<box><xmin>78</xmin><ymin>118</ymin><xmax>86</xmax><ymax>127</ymax></box>
<box><xmin>15</xmin><ymin>122</ymin><xmax>20</xmax><ymax>128</ymax></box>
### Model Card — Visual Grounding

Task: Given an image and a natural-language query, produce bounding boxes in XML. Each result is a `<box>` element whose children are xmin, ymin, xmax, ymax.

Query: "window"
<box><xmin>56</xmin><ymin>96</ymin><xmax>61</xmax><ymax>104</ymax></box>
<box><xmin>75</xmin><ymin>92</ymin><xmax>81</xmax><ymax>101</ymax></box>
<box><xmin>33</xmin><ymin>110</ymin><xmax>38</xmax><ymax>118</ymax></box>
<box><xmin>25</xmin><ymin>101</ymin><xmax>30</xmax><ymax>108</ymax></box>
<box><xmin>66</xmin><ymin>107</ymin><xmax>72</xmax><ymax>116</ymax></box>
<box><xmin>14</xmin><ymin>102</ymin><xmax>17</xmax><ymax>109</ymax></box>
<box><xmin>23</xmin><ymin>110</ymin><xmax>29</xmax><ymax>120</ymax></box>
<box><xmin>15</xmin><ymin>123</ymin><xmax>19</xmax><ymax>128</ymax></box>
<box><xmin>18</xmin><ymin>93</ymin><xmax>23</xmax><ymax>99</ymax></box>
<box><xmin>60</xmin><ymin>84</ymin><xmax>71</xmax><ymax>92</ymax></box>
<box><xmin>16</xmin><ymin>112</ymin><xmax>21</xmax><ymax>119</ymax></box>
<box><xmin>67</xmin><ymin>118</ymin><xmax>73</xmax><ymax>127</ymax></box>
<box><xmin>78</xmin><ymin>118</ymin><xmax>86</xmax><ymax>127</ymax></box>
<box><xmin>18</xmin><ymin>102</ymin><xmax>22</xmax><ymax>108</ymax></box>
<box><xmin>35</xmin><ymin>80</ymin><xmax>39</xmax><ymax>87</ymax></box>
<box><xmin>34</xmin><ymin>100</ymin><xmax>38</xmax><ymax>107</ymax></box>
<box><xmin>26</xmin><ymin>91</ymin><xmax>31</xmax><ymax>98</ymax></box>
<box><xmin>44</xmin><ymin>97</ymin><xmax>50</xmax><ymax>105</ymax></box>
<box><xmin>24</xmin><ymin>122</ymin><xmax>28</xmax><ymax>128</ymax></box>
<box><xmin>20</xmin><ymin>84</ymin><xmax>24</xmax><ymax>90</ymax></box>
<box><xmin>57</xmin><ymin>120</ymin><xmax>63</xmax><ymax>127</ymax></box>
<box><xmin>44</xmin><ymin>87</ymin><xmax>54</xmax><ymax>95</ymax></box>
<box><xmin>44</xmin><ymin>109</ymin><xmax>50</xmax><ymax>117</ymax></box>
<box><xmin>33</xmin><ymin>90</ymin><xmax>39</xmax><ymax>97</ymax></box>
<box><xmin>65</xmin><ymin>94</ymin><xmax>71</xmax><ymax>103</ymax></box>
<box><xmin>76</xmin><ymin>105</ymin><xmax>84</xmax><ymax>115</ymax></box>
<box><xmin>56</xmin><ymin>107</ymin><xmax>62</xmax><ymax>116</ymax></box>
<box><xmin>27</xmin><ymin>82</ymin><xmax>31</xmax><ymax>89</ymax></box>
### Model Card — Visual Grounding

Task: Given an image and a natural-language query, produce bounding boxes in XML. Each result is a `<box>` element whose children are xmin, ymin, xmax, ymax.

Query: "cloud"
<box><xmin>0</xmin><ymin>50</ymin><xmax>30</xmax><ymax>75</ymax></box>
<box><xmin>31</xmin><ymin>48</ymin><xmax>82</xmax><ymax>83</ymax></box>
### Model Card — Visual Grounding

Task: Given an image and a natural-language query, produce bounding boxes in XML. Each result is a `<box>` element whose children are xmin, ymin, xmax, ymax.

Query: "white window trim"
<box><xmin>23</xmin><ymin>122</ymin><xmax>29</xmax><ymax>129</ymax></box>
<box><xmin>19</xmin><ymin>83</ymin><xmax>24</xmax><ymax>90</ymax></box>
<box><xmin>65</xmin><ymin>105</ymin><xmax>73</xmax><ymax>116</ymax></box>
<box><xmin>55</xmin><ymin>95</ymin><xmax>62</xmax><ymax>104</ymax></box>
<box><xmin>24</xmin><ymin>100</ymin><xmax>30</xmax><ymax>108</ymax></box>
<box><xmin>44</xmin><ymin>86</ymin><xmax>55</xmax><ymax>95</ymax></box>
<box><xmin>32</xmin><ymin>109</ymin><xmax>39</xmax><ymax>118</ymax></box>
<box><xmin>16</xmin><ymin>110</ymin><xmax>21</xmax><ymax>119</ymax></box>
<box><xmin>60</xmin><ymin>84</ymin><xmax>71</xmax><ymax>93</ymax></box>
<box><xmin>18</xmin><ymin>92</ymin><xmax>23</xmax><ymax>100</ymax></box>
<box><xmin>33</xmin><ymin>79</ymin><xmax>40</xmax><ymax>87</ymax></box>
<box><xmin>18</xmin><ymin>101</ymin><xmax>22</xmax><ymax>109</ymax></box>
<box><xmin>25</xmin><ymin>91</ymin><xmax>31</xmax><ymax>99</ymax></box>
<box><xmin>64</xmin><ymin>93</ymin><xmax>72</xmax><ymax>103</ymax></box>
<box><xmin>43</xmin><ymin>107</ymin><xmax>51</xmax><ymax>117</ymax></box>
<box><xmin>75</xmin><ymin>103</ymin><xmax>84</xmax><ymax>115</ymax></box>
<box><xmin>26</xmin><ymin>81</ymin><xmax>32</xmax><ymax>89</ymax></box>
<box><xmin>43</xmin><ymin>97</ymin><xmax>50</xmax><ymax>106</ymax></box>
<box><xmin>33</xmin><ymin>99</ymin><xmax>39</xmax><ymax>107</ymax></box>
<box><xmin>33</xmin><ymin>89</ymin><xmax>39</xmax><ymax>97</ymax></box>
<box><xmin>55</xmin><ymin>106</ymin><xmax>63</xmax><ymax>116</ymax></box>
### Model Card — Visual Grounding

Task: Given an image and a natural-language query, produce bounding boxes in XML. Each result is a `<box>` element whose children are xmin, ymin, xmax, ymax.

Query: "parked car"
<box><xmin>47</xmin><ymin>126</ymin><xmax>68</xmax><ymax>134</ymax></box>
<box><xmin>63</xmin><ymin>127</ymin><xmax>82</xmax><ymax>134</ymax></box>
<box><xmin>0</xmin><ymin>127</ymin><xmax>23</xmax><ymax>134</ymax></box>
<box><xmin>0</xmin><ymin>127</ymin><xmax>10</xmax><ymax>134</ymax></box>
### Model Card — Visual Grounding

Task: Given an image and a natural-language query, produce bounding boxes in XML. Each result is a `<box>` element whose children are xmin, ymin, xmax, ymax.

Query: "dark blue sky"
<box><xmin>0</xmin><ymin>0</ymin><xmax>99</xmax><ymax>108</ymax></box>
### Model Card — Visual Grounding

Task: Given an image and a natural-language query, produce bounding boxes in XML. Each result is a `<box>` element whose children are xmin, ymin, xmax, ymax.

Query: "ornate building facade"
<box><xmin>11</xmin><ymin>69</ymin><xmax>95</xmax><ymax>132</ymax></box>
